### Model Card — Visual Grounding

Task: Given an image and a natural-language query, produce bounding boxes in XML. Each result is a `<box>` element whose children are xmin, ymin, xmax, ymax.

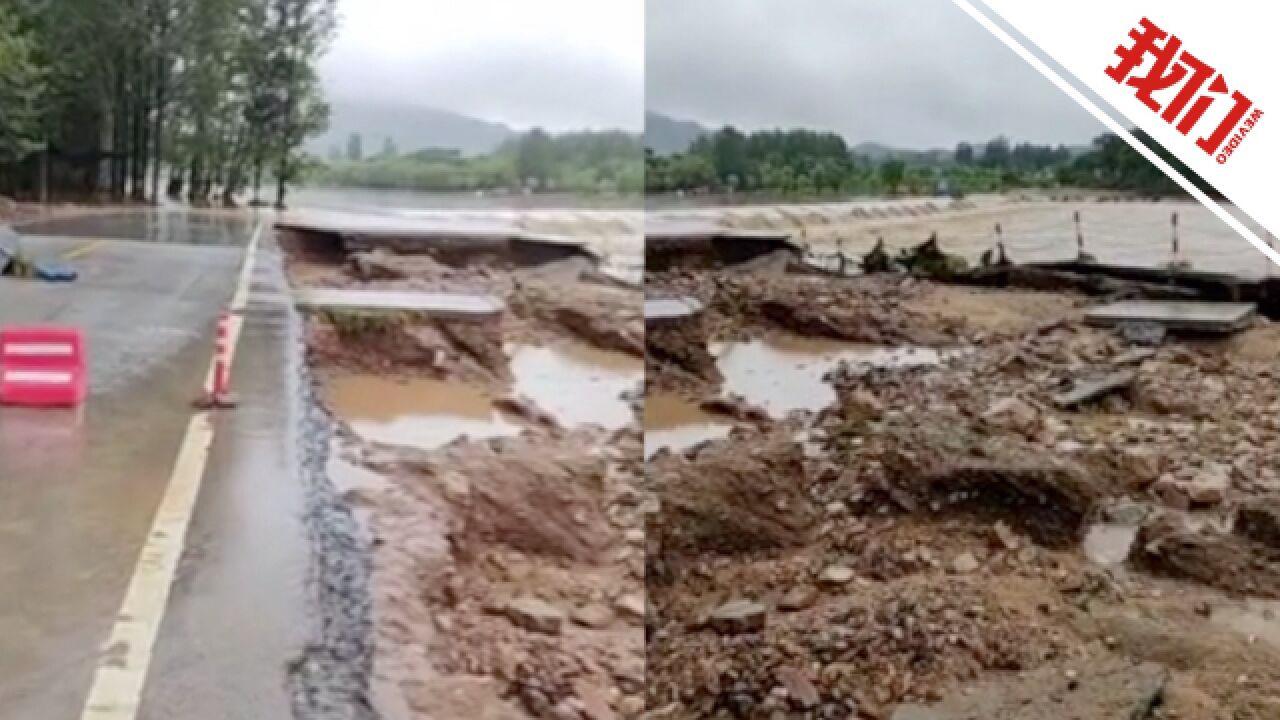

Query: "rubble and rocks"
<box><xmin>648</xmin><ymin>434</ymin><xmax>817</xmax><ymax>573</ymax></box>
<box><xmin>646</xmin><ymin>252</ymin><xmax>1280</xmax><ymax>719</ymax></box>
<box><xmin>505</xmin><ymin>597</ymin><xmax>567</xmax><ymax>636</ymax></box>
<box><xmin>1129</xmin><ymin>513</ymin><xmax>1280</xmax><ymax>597</ymax></box>
<box><xmin>1237</xmin><ymin>497</ymin><xmax>1280</xmax><ymax>549</ymax></box>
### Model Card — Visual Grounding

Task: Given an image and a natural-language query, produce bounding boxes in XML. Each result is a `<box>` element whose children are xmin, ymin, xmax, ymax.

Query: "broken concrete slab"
<box><xmin>293</xmin><ymin>287</ymin><xmax>504</xmax><ymax>320</ymax></box>
<box><xmin>644</xmin><ymin>297</ymin><xmax>705</xmax><ymax>323</ymax></box>
<box><xmin>890</xmin><ymin>659</ymin><xmax>1167</xmax><ymax>720</ymax></box>
<box><xmin>1053</xmin><ymin>370</ymin><xmax>1135</xmax><ymax>410</ymax></box>
<box><xmin>1085</xmin><ymin>300</ymin><xmax>1255</xmax><ymax>334</ymax></box>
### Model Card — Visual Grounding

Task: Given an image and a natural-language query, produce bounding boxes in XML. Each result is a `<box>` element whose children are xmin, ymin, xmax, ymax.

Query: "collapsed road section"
<box><xmin>279</xmin><ymin>215</ymin><xmax>645</xmax><ymax>720</ymax></box>
<box><xmin>644</xmin><ymin>221</ymin><xmax>1280</xmax><ymax>720</ymax></box>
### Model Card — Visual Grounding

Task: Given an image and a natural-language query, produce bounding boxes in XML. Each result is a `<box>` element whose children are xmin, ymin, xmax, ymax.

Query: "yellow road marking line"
<box><xmin>79</xmin><ymin>219</ymin><xmax>265</xmax><ymax>720</ymax></box>
<box><xmin>63</xmin><ymin>239</ymin><xmax>105</xmax><ymax>261</ymax></box>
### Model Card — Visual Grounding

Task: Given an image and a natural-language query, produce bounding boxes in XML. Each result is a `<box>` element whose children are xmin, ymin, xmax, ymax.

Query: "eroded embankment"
<box><xmin>283</xmin><ymin>223</ymin><xmax>645</xmax><ymax>720</ymax></box>
<box><xmin>645</xmin><ymin>255</ymin><xmax>1280</xmax><ymax>720</ymax></box>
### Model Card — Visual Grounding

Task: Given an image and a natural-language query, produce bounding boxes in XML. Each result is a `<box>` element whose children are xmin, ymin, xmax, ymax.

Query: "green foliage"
<box><xmin>0</xmin><ymin>0</ymin><xmax>337</xmax><ymax>204</ymax></box>
<box><xmin>0</xmin><ymin>12</ymin><xmax>45</xmax><ymax>163</ymax></box>
<box><xmin>321</xmin><ymin>309</ymin><xmax>413</xmax><ymax>338</ymax></box>
<box><xmin>879</xmin><ymin>159</ymin><xmax>905</xmax><ymax>195</ymax></box>
<box><xmin>309</xmin><ymin>128</ymin><xmax>643</xmax><ymax>195</ymax></box>
<box><xmin>646</xmin><ymin>125</ymin><xmax>1209</xmax><ymax>199</ymax></box>
<box><xmin>1055</xmin><ymin>130</ymin><xmax>1214</xmax><ymax>197</ymax></box>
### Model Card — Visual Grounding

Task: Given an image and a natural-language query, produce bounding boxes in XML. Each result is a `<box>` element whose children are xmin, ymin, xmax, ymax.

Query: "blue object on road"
<box><xmin>33</xmin><ymin>261</ymin><xmax>78</xmax><ymax>283</ymax></box>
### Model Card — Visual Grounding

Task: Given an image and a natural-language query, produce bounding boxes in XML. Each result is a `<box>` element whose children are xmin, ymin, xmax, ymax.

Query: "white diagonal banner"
<box><xmin>956</xmin><ymin>0</ymin><xmax>1280</xmax><ymax>265</ymax></box>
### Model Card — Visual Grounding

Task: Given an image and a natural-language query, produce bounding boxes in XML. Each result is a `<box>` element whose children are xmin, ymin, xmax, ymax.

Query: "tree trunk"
<box><xmin>150</xmin><ymin>0</ymin><xmax>171</xmax><ymax>204</ymax></box>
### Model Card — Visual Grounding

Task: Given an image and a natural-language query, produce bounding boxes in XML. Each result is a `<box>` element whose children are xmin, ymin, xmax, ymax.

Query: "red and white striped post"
<box><xmin>195</xmin><ymin>310</ymin><xmax>238</xmax><ymax>409</ymax></box>
<box><xmin>213</xmin><ymin>311</ymin><xmax>230</xmax><ymax>398</ymax></box>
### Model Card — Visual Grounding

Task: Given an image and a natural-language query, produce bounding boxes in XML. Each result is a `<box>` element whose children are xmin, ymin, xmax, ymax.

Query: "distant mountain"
<box><xmin>310</xmin><ymin>100</ymin><xmax>516</xmax><ymax>157</ymax></box>
<box><xmin>851</xmin><ymin>142</ymin><xmax>930</xmax><ymax>162</ymax></box>
<box><xmin>645</xmin><ymin>111</ymin><xmax>709</xmax><ymax>155</ymax></box>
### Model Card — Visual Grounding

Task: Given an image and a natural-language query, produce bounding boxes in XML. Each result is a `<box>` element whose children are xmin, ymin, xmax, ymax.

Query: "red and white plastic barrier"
<box><xmin>194</xmin><ymin>310</ymin><xmax>237</xmax><ymax>409</ymax></box>
<box><xmin>213</xmin><ymin>311</ymin><xmax>231</xmax><ymax>399</ymax></box>
<box><xmin>0</xmin><ymin>326</ymin><xmax>88</xmax><ymax>407</ymax></box>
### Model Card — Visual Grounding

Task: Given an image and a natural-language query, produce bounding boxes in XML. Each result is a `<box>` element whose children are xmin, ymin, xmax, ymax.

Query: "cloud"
<box><xmin>646</xmin><ymin>0</ymin><xmax>1104</xmax><ymax>148</ymax></box>
<box><xmin>321</xmin><ymin>0</ymin><xmax>643</xmax><ymax>131</ymax></box>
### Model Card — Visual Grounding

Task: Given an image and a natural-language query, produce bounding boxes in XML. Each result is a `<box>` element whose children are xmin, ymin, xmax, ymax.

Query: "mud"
<box><xmin>644</xmin><ymin>249</ymin><xmax>1280</xmax><ymax>718</ymax></box>
<box><xmin>283</xmin><ymin>217</ymin><xmax>644</xmax><ymax>720</ymax></box>
<box><xmin>643</xmin><ymin>394</ymin><xmax>732</xmax><ymax>458</ymax></box>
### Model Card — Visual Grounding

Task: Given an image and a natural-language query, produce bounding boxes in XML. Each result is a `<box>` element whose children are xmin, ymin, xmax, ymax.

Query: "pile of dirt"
<box><xmin>507</xmin><ymin>281</ymin><xmax>643</xmax><ymax>357</ymax></box>
<box><xmin>368</xmin><ymin>429</ymin><xmax>646</xmax><ymax>720</ymax></box>
<box><xmin>872</xmin><ymin>420</ymin><xmax>1102</xmax><ymax>547</ymax></box>
<box><xmin>1130</xmin><ymin>513</ymin><xmax>1280</xmax><ymax>598</ymax></box>
<box><xmin>648</xmin><ymin>433</ymin><xmax>817</xmax><ymax>577</ymax></box>
<box><xmin>645</xmin><ymin>319</ymin><xmax>720</xmax><ymax>394</ymax></box>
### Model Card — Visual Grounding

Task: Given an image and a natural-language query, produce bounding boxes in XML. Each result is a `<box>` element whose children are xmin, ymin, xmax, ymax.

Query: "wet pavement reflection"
<box><xmin>17</xmin><ymin>208</ymin><xmax>250</xmax><ymax>246</ymax></box>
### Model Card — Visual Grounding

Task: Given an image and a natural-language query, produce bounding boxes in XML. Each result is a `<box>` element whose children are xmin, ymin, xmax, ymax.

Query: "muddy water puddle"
<box><xmin>644</xmin><ymin>394</ymin><xmax>731</xmax><ymax>458</ymax></box>
<box><xmin>325</xmin><ymin>375</ymin><xmax>522</xmax><ymax>449</ymax></box>
<box><xmin>1083</xmin><ymin>522</ymin><xmax>1140</xmax><ymax>566</ymax></box>
<box><xmin>326</xmin><ymin>343</ymin><xmax>639</xmax><ymax>449</ymax></box>
<box><xmin>508</xmin><ymin>343</ymin><xmax>641</xmax><ymax>430</ymax></box>
<box><xmin>644</xmin><ymin>338</ymin><xmax>940</xmax><ymax>457</ymax></box>
<box><xmin>714</xmin><ymin>336</ymin><xmax>940</xmax><ymax>417</ymax></box>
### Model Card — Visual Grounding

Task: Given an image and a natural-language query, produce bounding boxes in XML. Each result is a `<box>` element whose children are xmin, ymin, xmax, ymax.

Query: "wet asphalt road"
<box><xmin>0</xmin><ymin>212</ymin><xmax>324</xmax><ymax>719</ymax></box>
<box><xmin>137</xmin><ymin>241</ymin><xmax>314</xmax><ymax>720</ymax></box>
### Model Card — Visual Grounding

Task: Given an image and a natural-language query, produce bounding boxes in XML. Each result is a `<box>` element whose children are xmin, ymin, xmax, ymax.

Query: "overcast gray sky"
<box><xmin>321</xmin><ymin>0</ymin><xmax>643</xmax><ymax>132</ymax></box>
<box><xmin>647</xmin><ymin>0</ymin><xmax>1104</xmax><ymax>149</ymax></box>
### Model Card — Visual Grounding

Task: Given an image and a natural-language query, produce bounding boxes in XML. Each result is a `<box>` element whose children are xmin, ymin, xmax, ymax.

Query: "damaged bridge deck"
<box><xmin>293</xmin><ymin>287</ymin><xmax>505</xmax><ymax>320</ymax></box>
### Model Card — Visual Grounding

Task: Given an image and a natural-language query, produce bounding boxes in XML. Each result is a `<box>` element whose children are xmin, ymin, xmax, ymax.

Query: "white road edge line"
<box><xmin>79</xmin><ymin>218</ymin><xmax>266</xmax><ymax>720</ymax></box>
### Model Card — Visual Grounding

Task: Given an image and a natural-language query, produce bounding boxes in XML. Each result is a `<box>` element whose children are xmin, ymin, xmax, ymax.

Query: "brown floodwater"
<box><xmin>643</xmin><ymin>338</ymin><xmax>941</xmax><ymax>457</ymax></box>
<box><xmin>643</xmin><ymin>394</ymin><xmax>731</xmax><ymax>458</ymax></box>
<box><xmin>324</xmin><ymin>375</ymin><xmax>521</xmax><ymax>449</ymax></box>
<box><xmin>714</xmin><ymin>337</ymin><xmax>940</xmax><ymax>417</ymax></box>
<box><xmin>508</xmin><ymin>343</ymin><xmax>641</xmax><ymax>430</ymax></box>
<box><xmin>325</xmin><ymin>342</ymin><xmax>640</xmax><ymax>449</ymax></box>
<box><xmin>656</xmin><ymin>197</ymin><xmax>1272</xmax><ymax>278</ymax></box>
